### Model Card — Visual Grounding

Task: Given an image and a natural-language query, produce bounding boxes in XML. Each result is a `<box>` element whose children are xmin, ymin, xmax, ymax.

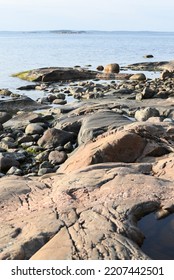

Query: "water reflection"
<box><xmin>138</xmin><ymin>212</ymin><xmax>174</xmax><ymax>260</ymax></box>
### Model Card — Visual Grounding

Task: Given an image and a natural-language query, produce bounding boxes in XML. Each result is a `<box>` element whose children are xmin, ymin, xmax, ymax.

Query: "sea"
<box><xmin>0</xmin><ymin>30</ymin><xmax>174</xmax><ymax>101</ymax></box>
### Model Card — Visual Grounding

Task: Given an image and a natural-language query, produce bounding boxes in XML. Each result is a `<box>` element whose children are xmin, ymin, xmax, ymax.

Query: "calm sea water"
<box><xmin>0</xmin><ymin>31</ymin><xmax>174</xmax><ymax>100</ymax></box>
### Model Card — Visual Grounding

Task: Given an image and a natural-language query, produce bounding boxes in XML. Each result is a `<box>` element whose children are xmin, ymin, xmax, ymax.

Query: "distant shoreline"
<box><xmin>0</xmin><ymin>30</ymin><xmax>174</xmax><ymax>34</ymax></box>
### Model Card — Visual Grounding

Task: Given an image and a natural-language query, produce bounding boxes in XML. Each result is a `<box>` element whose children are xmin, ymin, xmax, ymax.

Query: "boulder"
<box><xmin>104</xmin><ymin>63</ymin><xmax>120</xmax><ymax>73</ymax></box>
<box><xmin>0</xmin><ymin>155</ymin><xmax>20</xmax><ymax>173</ymax></box>
<box><xmin>0</xmin><ymin>112</ymin><xmax>12</xmax><ymax>124</ymax></box>
<box><xmin>129</xmin><ymin>73</ymin><xmax>146</xmax><ymax>81</ymax></box>
<box><xmin>48</xmin><ymin>150</ymin><xmax>67</xmax><ymax>165</ymax></box>
<box><xmin>37</xmin><ymin>128</ymin><xmax>75</xmax><ymax>149</ymax></box>
<box><xmin>25</xmin><ymin>123</ymin><xmax>44</xmax><ymax>135</ymax></box>
<box><xmin>59</xmin><ymin>130</ymin><xmax>146</xmax><ymax>173</ymax></box>
<box><xmin>96</xmin><ymin>65</ymin><xmax>104</xmax><ymax>71</ymax></box>
<box><xmin>78</xmin><ymin>110</ymin><xmax>132</xmax><ymax>145</ymax></box>
<box><xmin>135</xmin><ymin>107</ymin><xmax>159</xmax><ymax>122</ymax></box>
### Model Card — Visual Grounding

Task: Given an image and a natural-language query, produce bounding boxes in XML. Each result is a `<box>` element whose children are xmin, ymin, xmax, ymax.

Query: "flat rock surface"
<box><xmin>124</xmin><ymin>60</ymin><xmax>174</xmax><ymax>71</ymax></box>
<box><xmin>0</xmin><ymin>160</ymin><xmax>173</xmax><ymax>260</ymax></box>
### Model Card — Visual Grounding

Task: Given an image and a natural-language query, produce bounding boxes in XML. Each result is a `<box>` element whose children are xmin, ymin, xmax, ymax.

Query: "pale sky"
<box><xmin>0</xmin><ymin>0</ymin><xmax>174</xmax><ymax>31</ymax></box>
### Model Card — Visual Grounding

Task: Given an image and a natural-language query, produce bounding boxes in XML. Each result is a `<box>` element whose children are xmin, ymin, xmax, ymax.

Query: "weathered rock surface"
<box><xmin>60</xmin><ymin>122</ymin><xmax>174</xmax><ymax>173</ymax></box>
<box><xmin>0</xmin><ymin>161</ymin><xmax>173</xmax><ymax>260</ymax></box>
<box><xmin>1</xmin><ymin>63</ymin><xmax>174</xmax><ymax>261</ymax></box>
<box><xmin>78</xmin><ymin>110</ymin><xmax>131</xmax><ymax>144</ymax></box>
<box><xmin>60</xmin><ymin>129</ymin><xmax>146</xmax><ymax>173</ymax></box>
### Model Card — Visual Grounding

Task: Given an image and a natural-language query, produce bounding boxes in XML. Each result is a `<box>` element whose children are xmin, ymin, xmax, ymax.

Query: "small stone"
<box><xmin>38</xmin><ymin>168</ymin><xmax>54</xmax><ymax>176</ymax></box>
<box><xmin>48</xmin><ymin>150</ymin><xmax>67</xmax><ymax>165</ymax></box>
<box><xmin>7</xmin><ymin>166</ymin><xmax>22</xmax><ymax>176</ymax></box>
<box><xmin>96</xmin><ymin>65</ymin><xmax>104</xmax><ymax>71</ymax></box>
<box><xmin>39</xmin><ymin>161</ymin><xmax>53</xmax><ymax>169</ymax></box>
<box><xmin>52</xmin><ymin>99</ymin><xmax>67</xmax><ymax>105</ymax></box>
<box><xmin>143</xmin><ymin>54</ymin><xmax>154</xmax><ymax>58</ymax></box>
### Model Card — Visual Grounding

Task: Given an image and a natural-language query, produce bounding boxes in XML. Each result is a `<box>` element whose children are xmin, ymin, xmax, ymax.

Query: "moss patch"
<box><xmin>12</xmin><ymin>70</ymin><xmax>38</xmax><ymax>82</ymax></box>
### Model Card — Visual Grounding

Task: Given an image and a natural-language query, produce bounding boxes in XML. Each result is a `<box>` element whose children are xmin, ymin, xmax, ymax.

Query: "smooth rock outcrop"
<box><xmin>0</xmin><ymin>96</ymin><xmax>44</xmax><ymax>112</ymax></box>
<box><xmin>125</xmin><ymin>60</ymin><xmax>174</xmax><ymax>71</ymax></box>
<box><xmin>78</xmin><ymin>110</ymin><xmax>131</xmax><ymax>145</ymax></box>
<box><xmin>60</xmin><ymin>130</ymin><xmax>146</xmax><ymax>173</ymax></box>
<box><xmin>13</xmin><ymin>67</ymin><xmax>98</xmax><ymax>82</ymax></box>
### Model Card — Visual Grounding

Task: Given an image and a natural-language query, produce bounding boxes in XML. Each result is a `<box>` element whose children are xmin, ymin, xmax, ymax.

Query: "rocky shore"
<box><xmin>0</xmin><ymin>62</ymin><xmax>174</xmax><ymax>260</ymax></box>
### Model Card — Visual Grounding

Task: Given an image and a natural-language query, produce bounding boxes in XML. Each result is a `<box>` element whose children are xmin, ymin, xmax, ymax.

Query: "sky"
<box><xmin>0</xmin><ymin>0</ymin><xmax>174</xmax><ymax>32</ymax></box>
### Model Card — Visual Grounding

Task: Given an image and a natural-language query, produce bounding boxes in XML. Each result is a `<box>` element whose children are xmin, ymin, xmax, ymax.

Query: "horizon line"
<box><xmin>0</xmin><ymin>29</ymin><xmax>174</xmax><ymax>33</ymax></box>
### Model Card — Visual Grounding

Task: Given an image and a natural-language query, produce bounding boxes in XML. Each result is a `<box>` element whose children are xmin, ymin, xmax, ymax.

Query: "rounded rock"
<box><xmin>25</xmin><ymin>123</ymin><xmax>44</xmax><ymax>135</ymax></box>
<box><xmin>129</xmin><ymin>73</ymin><xmax>146</xmax><ymax>81</ymax></box>
<box><xmin>48</xmin><ymin>150</ymin><xmax>68</xmax><ymax>165</ymax></box>
<box><xmin>104</xmin><ymin>63</ymin><xmax>120</xmax><ymax>74</ymax></box>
